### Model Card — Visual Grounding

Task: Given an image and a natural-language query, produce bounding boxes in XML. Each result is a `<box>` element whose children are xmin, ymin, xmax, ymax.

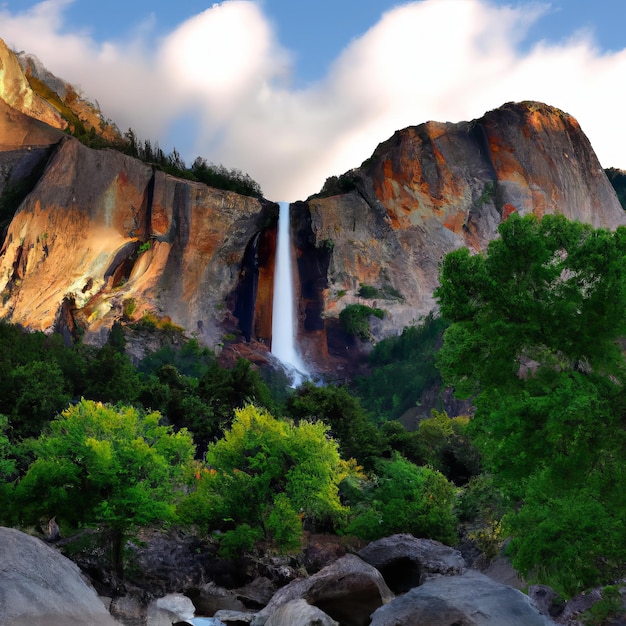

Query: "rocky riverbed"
<box><xmin>2</xmin><ymin>526</ymin><xmax>625</xmax><ymax>625</ymax></box>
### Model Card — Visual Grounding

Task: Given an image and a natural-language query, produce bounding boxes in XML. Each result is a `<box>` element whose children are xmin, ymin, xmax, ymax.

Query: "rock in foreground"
<box><xmin>370</xmin><ymin>569</ymin><xmax>555</xmax><ymax>625</ymax></box>
<box><xmin>0</xmin><ymin>526</ymin><xmax>121</xmax><ymax>625</ymax></box>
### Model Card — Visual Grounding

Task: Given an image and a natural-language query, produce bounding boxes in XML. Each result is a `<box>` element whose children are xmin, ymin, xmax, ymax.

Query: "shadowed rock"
<box><xmin>0</xmin><ymin>526</ymin><xmax>121</xmax><ymax>626</ymax></box>
<box><xmin>252</xmin><ymin>554</ymin><xmax>393</xmax><ymax>626</ymax></box>
<box><xmin>369</xmin><ymin>570</ymin><xmax>556</xmax><ymax>626</ymax></box>
<box><xmin>358</xmin><ymin>533</ymin><xmax>466</xmax><ymax>593</ymax></box>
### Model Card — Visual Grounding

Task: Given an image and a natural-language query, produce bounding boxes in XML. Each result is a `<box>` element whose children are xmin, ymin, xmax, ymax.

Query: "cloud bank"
<box><xmin>2</xmin><ymin>0</ymin><xmax>625</xmax><ymax>200</ymax></box>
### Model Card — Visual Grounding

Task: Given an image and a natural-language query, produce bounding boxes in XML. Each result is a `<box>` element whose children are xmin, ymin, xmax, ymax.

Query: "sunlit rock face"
<box><xmin>293</xmin><ymin>101</ymin><xmax>626</xmax><ymax>374</ymax></box>
<box><xmin>0</xmin><ymin>39</ymin><xmax>67</xmax><ymax>132</ymax></box>
<box><xmin>0</xmin><ymin>136</ymin><xmax>270</xmax><ymax>349</ymax></box>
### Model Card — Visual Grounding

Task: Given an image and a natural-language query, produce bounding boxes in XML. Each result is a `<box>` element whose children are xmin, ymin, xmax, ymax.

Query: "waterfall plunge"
<box><xmin>271</xmin><ymin>202</ymin><xmax>309</xmax><ymax>385</ymax></box>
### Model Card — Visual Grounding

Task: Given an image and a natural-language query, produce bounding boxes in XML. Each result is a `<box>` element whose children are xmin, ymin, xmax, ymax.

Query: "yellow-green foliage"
<box><xmin>180</xmin><ymin>405</ymin><xmax>358</xmax><ymax>553</ymax></box>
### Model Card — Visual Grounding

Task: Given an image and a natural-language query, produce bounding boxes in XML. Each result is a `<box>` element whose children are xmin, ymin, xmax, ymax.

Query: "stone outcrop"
<box><xmin>264</xmin><ymin>598</ymin><xmax>338</xmax><ymax>626</ymax></box>
<box><xmin>292</xmin><ymin>101</ymin><xmax>626</xmax><ymax>373</ymax></box>
<box><xmin>251</xmin><ymin>554</ymin><xmax>393</xmax><ymax>626</ymax></box>
<box><xmin>0</xmin><ymin>526</ymin><xmax>122</xmax><ymax>625</ymax></box>
<box><xmin>0</xmin><ymin>38</ymin><xmax>67</xmax><ymax>132</ymax></box>
<box><xmin>0</xmin><ymin>135</ymin><xmax>273</xmax><ymax>349</ymax></box>
<box><xmin>369</xmin><ymin>569</ymin><xmax>556</xmax><ymax>626</ymax></box>
<box><xmin>357</xmin><ymin>533</ymin><xmax>466</xmax><ymax>593</ymax></box>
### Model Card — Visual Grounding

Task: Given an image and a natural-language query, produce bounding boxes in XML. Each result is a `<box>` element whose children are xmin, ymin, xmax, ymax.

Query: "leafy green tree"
<box><xmin>435</xmin><ymin>213</ymin><xmax>626</xmax><ymax>594</ymax></box>
<box><xmin>414</xmin><ymin>410</ymin><xmax>480</xmax><ymax>485</ymax></box>
<box><xmin>0</xmin><ymin>415</ymin><xmax>16</xmax><ymax>519</ymax></box>
<box><xmin>286</xmin><ymin>382</ymin><xmax>382</xmax><ymax>468</ymax></box>
<box><xmin>12</xmin><ymin>400</ymin><xmax>195</xmax><ymax>576</ymax></box>
<box><xmin>180</xmin><ymin>405</ymin><xmax>355</xmax><ymax>552</ymax></box>
<box><xmin>84</xmin><ymin>344</ymin><xmax>142</xmax><ymax>404</ymax></box>
<box><xmin>345</xmin><ymin>453</ymin><xmax>458</xmax><ymax>544</ymax></box>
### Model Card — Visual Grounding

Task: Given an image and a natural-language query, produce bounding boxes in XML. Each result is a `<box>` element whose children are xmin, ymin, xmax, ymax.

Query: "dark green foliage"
<box><xmin>345</xmin><ymin>454</ymin><xmax>458</xmax><ymax>544</ymax></box>
<box><xmin>436</xmin><ymin>213</ymin><xmax>626</xmax><ymax>595</ymax></box>
<box><xmin>83</xmin><ymin>344</ymin><xmax>142</xmax><ymax>404</ymax></box>
<box><xmin>581</xmin><ymin>586</ymin><xmax>625</xmax><ymax>626</ymax></box>
<box><xmin>138</xmin><ymin>339</ymin><xmax>214</xmax><ymax>379</ymax></box>
<box><xmin>356</xmin><ymin>314</ymin><xmax>447</xmax><ymax>421</ymax></box>
<box><xmin>309</xmin><ymin>172</ymin><xmax>357</xmax><ymax>199</ymax></box>
<box><xmin>0</xmin><ymin>323</ymin><xmax>83</xmax><ymax>442</ymax></box>
<box><xmin>339</xmin><ymin>304</ymin><xmax>384</xmax><ymax>340</ymax></box>
<box><xmin>357</xmin><ymin>284</ymin><xmax>380</xmax><ymax>298</ymax></box>
<box><xmin>285</xmin><ymin>382</ymin><xmax>382</xmax><ymax>469</ymax></box>
<box><xmin>414</xmin><ymin>411</ymin><xmax>480</xmax><ymax>485</ymax></box>
<box><xmin>190</xmin><ymin>157</ymin><xmax>263</xmax><ymax>199</ymax></box>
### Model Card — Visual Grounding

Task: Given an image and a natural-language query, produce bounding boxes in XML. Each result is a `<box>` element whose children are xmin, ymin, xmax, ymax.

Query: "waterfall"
<box><xmin>271</xmin><ymin>201</ymin><xmax>309</xmax><ymax>384</ymax></box>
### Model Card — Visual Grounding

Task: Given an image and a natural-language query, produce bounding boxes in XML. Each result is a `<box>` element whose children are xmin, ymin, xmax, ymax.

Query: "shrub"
<box><xmin>346</xmin><ymin>454</ymin><xmax>458</xmax><ymax>545</ymax></box>
<box><xmin>339</xmin><ymin>304</ymin><xmax>384</xmax><ymax>341</ymax></box>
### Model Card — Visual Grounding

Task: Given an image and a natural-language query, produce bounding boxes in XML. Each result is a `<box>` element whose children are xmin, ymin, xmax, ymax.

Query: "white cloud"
<box><xmin>1</xmin><ymin>0</ymin><xmax>626</xmax><ymax>200</ymax></box>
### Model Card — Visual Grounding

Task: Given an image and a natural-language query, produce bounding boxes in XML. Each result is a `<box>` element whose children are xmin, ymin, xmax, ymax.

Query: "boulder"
<box><xmin>213</xmin><ymin>610</ymin><xmax>255</xmax><ymax>625</ymax></box>
<box><xmin>146</xmin><ymin>593</ymin><xmax>196</xmax><ymax>625</ymax></box>
<box><xmin>265</xmin><ymin>599</ymin><xmax>338</xmax><ymax>626</ymax></box>
<box><xmin>370</xmin><ymin>570</ymin><xmax>556</xmax><ymax>625</ymax></box>
<box><xmin>252</xmin><ymin>554</ymin><xmax>393</xmax><ymax>626</ymax></box>
<box><xmin>0</xmin><ymin>526</ymin><xmax>121</xmax><ymax>625</ymax></box>
<box><xmin>187</xmin><ymin>581</ymin><xmax>245</xmax><ymax>615</ymax></box>
<box><xmin>358</xmin><ymin>533</ymin><xmax>466</xmax><ymax>593</ymax></box>
<box><xmin>233</xmin><ymin>577</ymin><xmax>277</xmax><ymax>609</ymax></box>
<box><xmin>528</xmin><ymin>584</ymin><xmax>565</xmax><ymax>618</ymax></box>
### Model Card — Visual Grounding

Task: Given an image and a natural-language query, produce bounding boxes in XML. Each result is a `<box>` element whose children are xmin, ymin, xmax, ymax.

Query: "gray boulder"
<box><xmin>370</xmin><ymin>570</ymin><xmax>556</xmax><ymax>625</ymax></box>
<box><xmin>265</xmin><ymin>599</ymin><xmax>338</xmax><ymax>626</ymax></box>
<box><xmin>358</xmin><ymin>533</ymin><xmax>466</xmax><ymax>593</ymax></box>
<box><xmin>187</xmin><ymin>582</ymin><xmax>245</xmax><ymax>615</ymax></box>
<box><xmin>252</xmin><ymin>554</ymin><xmax>393</xmax><ymax>626</ymax></box>
<box><xmin>0</xmin><ymin>526</ymin><xmax>121</xmax><ymax>626</ymax></box>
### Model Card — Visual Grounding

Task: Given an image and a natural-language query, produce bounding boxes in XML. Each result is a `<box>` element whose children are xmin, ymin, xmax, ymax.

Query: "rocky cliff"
<box><xmin>0</xmin><ymin>37</ymin><xmax>624</xmax><ymax>375</ymax></box>
<box><xmin>291</xmin><ymin>101</ymin><xmax>626</xmax><ymax>373</ymax></box>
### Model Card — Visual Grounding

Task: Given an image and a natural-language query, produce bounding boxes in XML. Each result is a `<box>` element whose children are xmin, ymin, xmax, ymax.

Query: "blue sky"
<box><xmin>1</xmin><ymin>1</ymin><xmax>625</xmax><ymax>200</ymax></box>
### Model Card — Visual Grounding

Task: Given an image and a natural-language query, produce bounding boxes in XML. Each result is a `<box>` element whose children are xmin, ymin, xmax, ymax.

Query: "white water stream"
<box><xmin>271</xmin><ymin>201</ymin><xmax>309</xmax><ymax>385</ymax></box>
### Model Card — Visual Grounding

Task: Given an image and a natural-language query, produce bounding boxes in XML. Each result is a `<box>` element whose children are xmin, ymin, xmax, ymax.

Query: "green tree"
<box><xmin>435</xmin><ymin>213</ymin><xmax>626</xmax><ymax>594</ymax></box>
<box><xmin>12</xmin><ymin>400</ymin><xmax>195</xmax><ymax>576</ymax></box>
<box><xmin>286</xmin><ymin>382</ymin><xmax>382</xmax><ymax>468</ymax></box>
<box><xmin>345</xmin><ymin>453</ymin><xmax>458</xmax><ymax>544</ymax></box>
<box><xmin>180</xmin><ymin>405</ymin><xmax>355</xmax><ymax>552</ymax></box>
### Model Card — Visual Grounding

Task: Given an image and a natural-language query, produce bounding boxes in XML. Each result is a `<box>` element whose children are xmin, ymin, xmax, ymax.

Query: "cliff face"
<box><xmin>0</xmin><ymin>38</ymin><xmax>67</xmax><ymax>132</ymax></box>
<box><xmin>0</xmin><ymin>136</ymin><xmax>273</xmax><ymax>349</ymax></box>
<box><xmin>1</xmin><ymin>35</ymin><xmax>624</xmax><ymax>375</ymax></box>
<box><xmin>293</xmin><ymin>102</ymin><xmax>626</xmax><ymax>373</ymax></box>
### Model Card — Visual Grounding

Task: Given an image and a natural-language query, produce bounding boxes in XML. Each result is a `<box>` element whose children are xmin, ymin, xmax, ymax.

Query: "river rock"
<box><xmin>265</xmin><ymin>599</ymin><xmax>338</xmax><ymax>626</ymax></box>
<box><xmin>146</xmin><ymin>593</ymin><xmax>196</xmax><ymax>625</ymax></box>
<box><xmin>0</xmin><ymin>526</ymin><xmax>121</xmax><ymax>625</ymax></box>
<box><xmin>188</xmin><ymin>581</ymin><xmax>246</xmax><ymax>615</ymax></box>
<box><xmin>252</xmin><ymin>553</ymin><xmax>393</xmax><ymax>626</ymax></box>
<box><xmin>370</xmin><ymin>569</ymin><xmax>556</xmax><ymax>625</ymax></box>
<box><xmin>358</xmin><ymin>533</ymin><xmax>466</xmax><ymax>593</ymax></box>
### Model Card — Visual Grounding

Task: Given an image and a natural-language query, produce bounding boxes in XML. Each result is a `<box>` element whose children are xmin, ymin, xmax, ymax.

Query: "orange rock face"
<box><xmin>0</xmin><ymin>137</ymin><xmax>269</xmax><ymax>349</ymax></box>
<box><xmin>293</xmin><ymin>102</ymin><xmax>626</xmax><ymax>374</ymax></box>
